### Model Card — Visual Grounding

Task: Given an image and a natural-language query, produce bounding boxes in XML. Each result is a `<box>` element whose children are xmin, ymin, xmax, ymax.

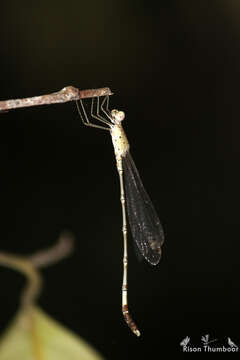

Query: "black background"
<box><xmin>0</xmin><ymin>0</ymin><xmax>240</xmax><ymax>358</ymax></box>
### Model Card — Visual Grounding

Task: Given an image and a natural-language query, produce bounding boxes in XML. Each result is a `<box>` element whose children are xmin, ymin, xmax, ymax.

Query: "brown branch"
<box><xmin>0</xmin><ymin>86</ymin><xmax>113</xmax><ymax>111</ymax></box>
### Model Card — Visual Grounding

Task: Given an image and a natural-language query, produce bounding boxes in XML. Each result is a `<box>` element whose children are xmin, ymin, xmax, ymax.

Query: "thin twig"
<box><xmin>0</xmin><ymin>252</ymin><xmax>42</xmax><ymax>309</ymax></box>
<box><xmin>28</xmin><ymin>231</ymin><xmax>75</xmax><ymax>268</ymax></box>
<box><xmin>0</xmin><ymin>231</ymin><xmax>75</xmax><ymax>309</ymax></box>
<box><xmin>0</xmin><ymin>86</ymin><xmax>113</xmax><ymax>111</ymax></box>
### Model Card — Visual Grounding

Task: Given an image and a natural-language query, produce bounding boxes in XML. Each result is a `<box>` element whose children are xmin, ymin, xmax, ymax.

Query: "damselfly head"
<box><xmin>111</xmin><ymin>109</ymin><xmax>125</xmax><ymax>124</ymax></box>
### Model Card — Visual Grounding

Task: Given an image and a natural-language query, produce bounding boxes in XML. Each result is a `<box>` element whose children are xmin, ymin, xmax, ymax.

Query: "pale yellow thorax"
<box><xmin>110</xmin><ymin>124</ymin><xmax>130</xmax><ymax>161</ymax></box>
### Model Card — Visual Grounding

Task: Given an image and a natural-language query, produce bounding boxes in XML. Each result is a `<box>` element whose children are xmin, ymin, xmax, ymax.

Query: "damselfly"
<box><xmin>76</xmin><ymin>96</ymin><xmax>164</xmax><ymax>336</ymax></box>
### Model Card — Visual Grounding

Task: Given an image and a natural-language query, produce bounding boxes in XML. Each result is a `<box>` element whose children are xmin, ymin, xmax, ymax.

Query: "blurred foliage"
<box><xmin>0</xmin><ymin>306</ymin><xmax>103</xmax><ymax>360</ymax></box>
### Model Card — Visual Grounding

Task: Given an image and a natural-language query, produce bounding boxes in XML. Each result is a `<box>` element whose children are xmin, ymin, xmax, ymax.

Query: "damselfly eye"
<box><xmin>111</xmin><ymin>109</ymin><xmax>125</xmax><ymax>123</ymax></box>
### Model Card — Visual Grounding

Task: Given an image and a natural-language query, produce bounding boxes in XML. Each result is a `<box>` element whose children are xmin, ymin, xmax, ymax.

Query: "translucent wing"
<box><xmin>122</xmin><ymin>152</ymin><xmax>164</xmax><ymax>265</ymax></box>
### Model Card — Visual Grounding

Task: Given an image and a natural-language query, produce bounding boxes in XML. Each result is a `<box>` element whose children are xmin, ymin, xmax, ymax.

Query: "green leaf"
<box><xmin>0</xmin><ymin>306</ymin><xmax>104</xmax><ymax>360</ymax></box>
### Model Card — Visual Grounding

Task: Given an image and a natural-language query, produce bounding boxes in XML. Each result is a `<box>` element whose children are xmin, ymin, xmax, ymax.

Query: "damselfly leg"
<box><xmin>76</xmin><ymin>97</ymin><xmax>110</xmax><ymax>131</ymax></box>
<box><xmin>100</xmin><ymin>95</ymin><xmax>113</xmax><ymax>121</ymax></box>
<box><xmin>91</xmin><ymin>96</ymin><xmax>112</xmax><ymax>125</ymax></box>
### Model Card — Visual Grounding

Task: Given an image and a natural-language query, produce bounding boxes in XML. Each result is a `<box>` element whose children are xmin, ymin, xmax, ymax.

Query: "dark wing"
<box><xmin>122</xmin><ymin>151</ymin><xmax>164</xmax><ymax>265</ymax></box>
